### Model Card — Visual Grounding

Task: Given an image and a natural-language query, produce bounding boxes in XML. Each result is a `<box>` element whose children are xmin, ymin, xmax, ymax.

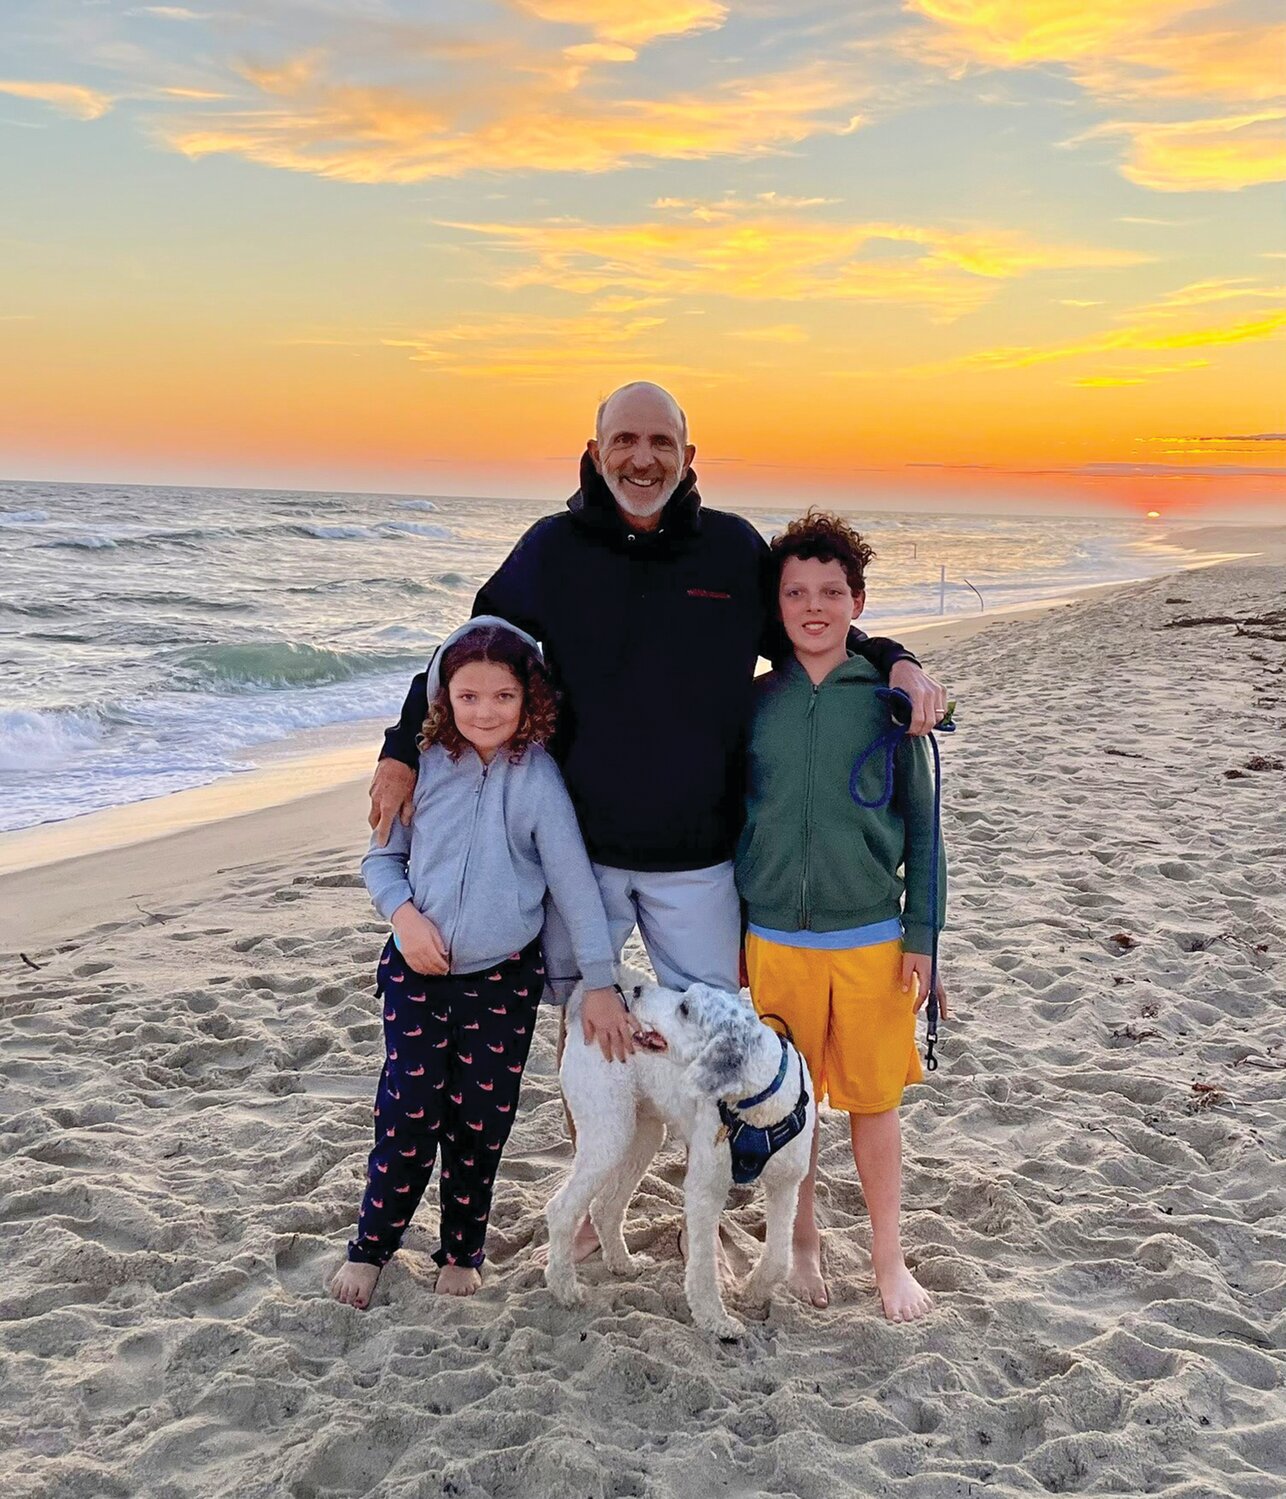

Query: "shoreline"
<box><xmin>0</xmin><ymin>580</ymin><xmax>1135</xmax><ymax>890</ymax></box>
<box><xmin>2</xmin><ymin>525</ymin><xmax>1281</xmax><ymax>946</ymax></box>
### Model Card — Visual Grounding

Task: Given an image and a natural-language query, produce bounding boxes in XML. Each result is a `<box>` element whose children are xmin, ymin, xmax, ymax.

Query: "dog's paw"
<box><xmin>545</xmin><ymin>1272</ymin><xmax>583</xmax><ymax>1308</ymax></box>
<box><xmin>602</xmin><ymin>1248</ymin><xmax>641</xmax><ymax>1276</ymax></box>
<box><xmin>740</xmin><ymin>1274</ymin><xmax>777</xmax><ymax>1310</ymax></box>
<box><xmin>695</xmin><ymin>1309</ymin><xmax>745</xmax><ymax>1341</ymax></box>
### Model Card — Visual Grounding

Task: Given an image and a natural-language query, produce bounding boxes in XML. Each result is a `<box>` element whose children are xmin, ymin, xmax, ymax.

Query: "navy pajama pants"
<box><xmin>347</xmin><ymin>935</ymin><xmax>543</xmax><ymax>1270</ymax></box>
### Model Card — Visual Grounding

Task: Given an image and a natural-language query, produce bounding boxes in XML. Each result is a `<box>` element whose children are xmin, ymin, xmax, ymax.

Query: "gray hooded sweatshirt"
<box><xmin>361</xmin><ymin>617</ymin><xmax>615</xmax><ymax>988</ymax></box>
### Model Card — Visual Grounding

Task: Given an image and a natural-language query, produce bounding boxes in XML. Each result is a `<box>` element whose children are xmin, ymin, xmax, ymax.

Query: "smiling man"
<box><xmin>368</xmin><ymin>383</ymin><xmax>945</xmax><ymax>1254</ymax></box>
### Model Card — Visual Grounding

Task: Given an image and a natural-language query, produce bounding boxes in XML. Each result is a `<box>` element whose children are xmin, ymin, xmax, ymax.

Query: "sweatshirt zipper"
<box><xmin>800</xmin><ymin>684</ymin><xmax>818</xmax><ymax>928</ymax></box>
<box><xmin>446</xmin><ymin>760</ymin><xmax>489</xmax><ymax>964</ymax></box>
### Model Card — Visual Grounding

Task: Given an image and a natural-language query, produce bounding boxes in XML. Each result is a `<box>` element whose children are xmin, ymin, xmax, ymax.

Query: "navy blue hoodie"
<box><xmin>380</xmin><ymin>452</ymin><xmax>916</xmax><ymax>872</ymax></box>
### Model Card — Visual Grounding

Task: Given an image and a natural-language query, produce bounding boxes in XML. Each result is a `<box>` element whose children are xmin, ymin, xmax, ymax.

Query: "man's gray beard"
<box><xmin>604</xmin><ymin>470</ymin><xmax>679</xmax><ymax>522</ymax></box>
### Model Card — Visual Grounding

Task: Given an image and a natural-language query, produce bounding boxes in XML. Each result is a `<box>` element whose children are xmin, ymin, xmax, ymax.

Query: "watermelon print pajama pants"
<box><xmin>347</xmin><ymin>935</ymin><xmax>543</xmax><ymax>1270</ymax></box>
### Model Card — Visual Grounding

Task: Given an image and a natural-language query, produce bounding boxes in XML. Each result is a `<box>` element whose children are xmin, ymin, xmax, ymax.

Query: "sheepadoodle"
<box><xmin>545</xmin><ymin>970</ymin><xmax>816</xmax><ymax>1339</ymax></box>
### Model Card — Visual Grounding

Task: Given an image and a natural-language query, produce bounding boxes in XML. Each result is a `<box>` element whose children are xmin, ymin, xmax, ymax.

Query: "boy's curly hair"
<box><xmin>770</xmin><ymin>508</ymin><xmax>875</xmax><ymax>594</ymax></box>
<box><xmin>418</xmin><ymin>625</ymin><xmax>558</xmax><ymax>763</ymax></box>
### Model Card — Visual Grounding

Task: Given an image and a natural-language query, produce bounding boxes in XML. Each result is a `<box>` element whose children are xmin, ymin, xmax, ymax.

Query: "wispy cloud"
<box><xmin>1070</xmin><ymin>19</ymin><xmax>1286</xmax><ymax>106</ymax></box>
<box><xmin>130</xmin><ymin>6</ymin><xmax>211</xmax><ymax>19</ymax></box>
<box><xmin>925</xmin><ymin>308</ymin><xmax>1286</xmax><ymax>373</ymax></box>
<box><xmin>903</xmin><ymin>1</ymin><xmax>1286</xmax><ymax>191</ymax></box>
<box><xmin>905</xmin><ymin>0</ymin><xmax>1212</xmax><ymax>70</ymax></box>
<box><xmin>1159</xmin><ymin>431</ymin><xmax>1286</xmax><ymax>443</ymax></box>
<box><xmin>908</xmin><ymin>454</ymin><xmax>1283</xmax><ymax>479</ymax></box>
<box><xmin>1143</xmin><ymin>277</ymin><xmax>1286</xmax><ymax>311</ymax></box>
<box><xmin>1073</xmin><ymin>358</ymin><xmax>1208</xmax><ymax>386</ymax></box>
<box><xmin>0</xmin><ymin>80</ymin><xmax>113</xmax><ymax>120</ymax></box>
<box><xmin>652</xmin><ymin>191</ymin><xmax>843</xmax><ymax>221</ymax></box>
<box><xmin>511</xmin><ymin>1</ymin><xmax>728</xmax><ymax>49</ymax></box>
<box><xmin>904</xmin><ymin>0</ymin><xmax>1277</xmax><ymax>104</ymax></box>
<box><xmin>1077</xmin><ymin>462</ymin><xmax>1285</xmax><ymax>478</ymax></box>
<box><xmin>563</xmin><ymin>41</ymin><xmax>639</xmax><ymax>63</ymax></box>
<box><xmin>1079</xmin><ymin>111</ymin><xmax>1286</xmax><ymax>193</ymax></box>
<box><xmin>442</xmin><ymin>206</ymin><xmax>1150</xmax><ymax>320</ymax></box>
<box><xmin>378</xmin><ymin>309</ymin><xmax>731</xmax><ymax>383</ymax></box>
<box><xmin>159</xmin><ymin>53</ymin><xmax>863</xmax><ymax>181</ymax></box>
<box><xmin>155</xmin><ymin>85</ymin><xmax>229</xmax><ymax>100</ymax></box>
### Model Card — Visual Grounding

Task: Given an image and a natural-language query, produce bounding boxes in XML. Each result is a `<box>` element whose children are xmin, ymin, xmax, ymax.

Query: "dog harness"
<box><xmin>717</xmin><ymin>1034</ymin><xmax>811</xmax><ymax>1186</ymax></box>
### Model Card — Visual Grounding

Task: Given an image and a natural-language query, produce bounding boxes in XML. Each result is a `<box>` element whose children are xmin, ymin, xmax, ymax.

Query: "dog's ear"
<box><xmin>688</xmin><ymin>1031</ymin><xmax>747</xmax><ymax>1098</ymax></box>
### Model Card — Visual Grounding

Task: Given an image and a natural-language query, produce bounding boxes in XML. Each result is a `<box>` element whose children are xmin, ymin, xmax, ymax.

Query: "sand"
<box><xmin>1</xmin><ymin>541</ymin><xmax>1284</xmax><ymax>1497</ymax></box>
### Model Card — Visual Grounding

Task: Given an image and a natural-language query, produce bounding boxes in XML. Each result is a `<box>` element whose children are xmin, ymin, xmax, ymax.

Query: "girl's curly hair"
<box><xmin>418</xmin><ymin>625</ymin><xmax>558</xmax><ymax>763</ymax></box>
<box><xmin>770</xmin><ymin>508</ymin><xmax>876</xmax><ymax>594</ymax></box>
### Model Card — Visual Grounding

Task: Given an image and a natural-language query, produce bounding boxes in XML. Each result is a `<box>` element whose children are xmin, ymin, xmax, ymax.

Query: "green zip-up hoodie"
<box><xmin>735</xmin><ymin>653</ymin><xmax>947</xmax><ymax>954</ymax></box>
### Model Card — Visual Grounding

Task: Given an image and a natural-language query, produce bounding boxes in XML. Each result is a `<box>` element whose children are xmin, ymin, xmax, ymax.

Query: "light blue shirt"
<box><xmin>747</xmin><ymin>918</ymin><xmax>902</xmax><ymax>951</ymax></box>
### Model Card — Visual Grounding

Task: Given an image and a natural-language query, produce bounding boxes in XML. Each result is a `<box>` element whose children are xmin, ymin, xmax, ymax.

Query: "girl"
<box><xmin>329</xmin><ymin>617</ymin><xmax>619</xmax><ymax>1306</ymax></box>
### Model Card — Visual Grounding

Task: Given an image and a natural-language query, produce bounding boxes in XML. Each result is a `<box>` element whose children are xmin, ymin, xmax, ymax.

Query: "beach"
<box><xmin>1</xmin><ymin>528</ymin><xmax>1283</xmax><ymax>1497</ymax></box>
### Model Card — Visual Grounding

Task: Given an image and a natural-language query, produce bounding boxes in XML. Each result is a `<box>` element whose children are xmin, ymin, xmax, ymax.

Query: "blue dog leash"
<box><xmin>848</xmin><ymin>687</ymin><xmax>955</xmax><ymax>1071</ymax></box>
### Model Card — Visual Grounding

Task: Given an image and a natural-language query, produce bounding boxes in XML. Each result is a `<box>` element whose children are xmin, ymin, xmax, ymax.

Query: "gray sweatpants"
<box><xmin>542</xmin><ymin>861</ymin><xmax>741</xmax><ymax>1003</ymax></box>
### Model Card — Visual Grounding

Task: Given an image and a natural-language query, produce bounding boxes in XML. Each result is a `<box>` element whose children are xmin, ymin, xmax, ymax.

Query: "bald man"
<box><xmin>370</xmin><ymin>382</ymin><xmax>944</xmax><ymax>1059</ymax></box>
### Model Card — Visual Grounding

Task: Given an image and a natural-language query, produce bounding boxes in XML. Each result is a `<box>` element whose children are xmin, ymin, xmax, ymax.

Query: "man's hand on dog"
<box><xmin>390</xmin><ymin>902</ymin><xmax>449</xmax><ymax>976</ymax></box>
<box><xmin>581</xmin><ymin>986</ymin><xmax>637</xmax><ymax>1062</ymax></box>
<box><xmin>888</xmin><ymin>659</ymin><xmax>948</xmax><ymax>737</ymax></box>
<box><xmin>369</xmin><ymin>758</ymin><xmax>416</xmax><ymax>846</ymax></box>
<box><xmin>901</xmin><ymin>954</ymin><xmax>950</xmax><ymax>1019</ymax></box>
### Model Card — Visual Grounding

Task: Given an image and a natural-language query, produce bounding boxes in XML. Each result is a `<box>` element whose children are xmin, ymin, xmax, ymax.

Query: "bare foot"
<box><xmin>435</xmin><ymin>1264</ymin><xmax>483</xmax><ymax>1296</ymax></box>
<box><xmin>873</xmin><ymin>1256</ymin><xmax>932</xmax><ymax>1322</ymax></box>
<box><xmin>788</xmin><ymin>1226</ymin><xmax>829</xmax><ymax>1308</ymax></box>
<box><xmin>328</xmin><ymin>1260</ymin><xmax>381</xmax><ymax>1310</ymax></box>
<box><xmin>531</xmin><ymin>1215</ymin><xmax>601</xmax><ymax>1269</ymax></box>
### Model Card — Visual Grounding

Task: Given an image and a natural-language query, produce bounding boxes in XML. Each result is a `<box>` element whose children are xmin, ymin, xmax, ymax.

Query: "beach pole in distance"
<box><xmin>938</xmin><ymin>564</ymin><xmax>946</xmax><ymax>615</ymax></box>
<box><xmin>962</xmin><ymin>578</ymin><xmax>984</xmax><ymax>612</ymax></box>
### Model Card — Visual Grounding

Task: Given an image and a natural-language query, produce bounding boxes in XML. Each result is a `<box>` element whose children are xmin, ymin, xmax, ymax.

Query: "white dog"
<box><xmin>545</xmin><ymin>970</ymin><xmax>816</xmax><ymax>1339</ymax></box>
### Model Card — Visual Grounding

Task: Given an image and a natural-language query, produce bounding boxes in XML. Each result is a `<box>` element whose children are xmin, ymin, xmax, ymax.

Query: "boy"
<box><xmin>735</xmin><ymin>510</ymin><xmax>948</xmax><ymax>1323</ymax></box>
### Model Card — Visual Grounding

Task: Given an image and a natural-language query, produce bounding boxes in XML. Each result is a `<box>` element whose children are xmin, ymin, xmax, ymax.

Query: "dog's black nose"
<box><xmin>632</xmin><ymin>985</ymin><xmax>643</xmax><ymax>1000</ymax></box>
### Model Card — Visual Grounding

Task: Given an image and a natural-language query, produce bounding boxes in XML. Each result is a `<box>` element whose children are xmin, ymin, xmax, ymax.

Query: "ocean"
<box><xmin>0</xmin><ymin>479</ymin><xmax>1207</xmax><ymax>834</ymax></box>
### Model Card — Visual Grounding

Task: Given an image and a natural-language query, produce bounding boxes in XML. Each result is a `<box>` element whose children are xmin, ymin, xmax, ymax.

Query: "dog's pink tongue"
<box><xmin>633</xmin><ymin>1029</ymin><xmax>667</xmax><ymax>1052</ymax></box>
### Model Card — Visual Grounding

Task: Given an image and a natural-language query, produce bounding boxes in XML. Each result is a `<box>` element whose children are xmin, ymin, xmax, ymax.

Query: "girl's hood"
<box><xmin>424</xmin><ymin>615</ymin><xmax>544</xmax><ymax>700</ymax></box>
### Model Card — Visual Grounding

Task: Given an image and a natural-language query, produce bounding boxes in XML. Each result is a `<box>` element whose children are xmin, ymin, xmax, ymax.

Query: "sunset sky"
<box><xmin>2</xmin><ymin>0</ymin><xmax>1283</xmax><ymax>516</ymax></box>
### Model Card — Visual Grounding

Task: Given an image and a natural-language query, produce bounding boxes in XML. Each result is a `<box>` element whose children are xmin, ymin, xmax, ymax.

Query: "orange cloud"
<box><xmin>1072</xmin><ymin>22</ymin><xmax>1286</xmax><ymax>105</ymax></box>
<box><xmin>512</xmin><ymin>1</ymin><xmax>727</xmax><ymax>47</ymax></box>
<box><xmin>907</xmin><ymin>1</ymin><xmax>1214</xmax><ymax>69</ymax></box>
<box><xmin>934</xmin><ymin>308</ymin><xmax>1286</xmax><ymax>372</ymax></box>
<box><xmin>652</xmin><ymin>192</ymin><xmax>842</xmax><ymax>221</ymax></box>
<box><xmin>444</xmin><ymin>210</ymin><xmax>1149</xmax><ymax>319</ymax></box>
<box><xmin>1085</xmin><ymin>111</ymin><xmax>1286</xmax><ymax>193</ymax></box>
<box><xmin>378</xmin><ymin>311</ymin><xmax>729</xmax><ymax>382</ymax></box>
<box><xmin>1073</xmin><ymin>359</ymin><xmax>1209</xmax><ymax>386</ymax></box>
<box><xmin>1145</xmin><ymin>277</ymin><xmax>1286</xmax><ymax>311</ymax></box>
<box><xmin>564</xmin><ymin>42</ymin><xmax>639</xmax><ymax>63</ymax></box>
<box><xmin>904</xmin><ymin>2</ymin><xmax>1286</xmax><ymax>191</ymax></box>
<box><xmin>157</xmin><ymin>86</ymin><xmax>230</xmax><ymax>100</ymax></box>
<box><xmin>133</xmin><ymin>6</ymin><xmax>210</xmax><ymax>18</ymax></box>
<box><xmin>160</xmin><ymin>56</ymin><xmax>861</xmax><ymax>181</ymax></box>
<box><xmin>0</xmin><ymin>79</ymin><xmax>113</xmax><ymax>120</ymax></box>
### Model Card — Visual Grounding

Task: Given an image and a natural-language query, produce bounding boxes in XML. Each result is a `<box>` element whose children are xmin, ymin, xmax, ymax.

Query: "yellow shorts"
<box><xmin>744</xmin><ymin>933</ymin><xmax>923</xmax><ymax>1115</ymax></box>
